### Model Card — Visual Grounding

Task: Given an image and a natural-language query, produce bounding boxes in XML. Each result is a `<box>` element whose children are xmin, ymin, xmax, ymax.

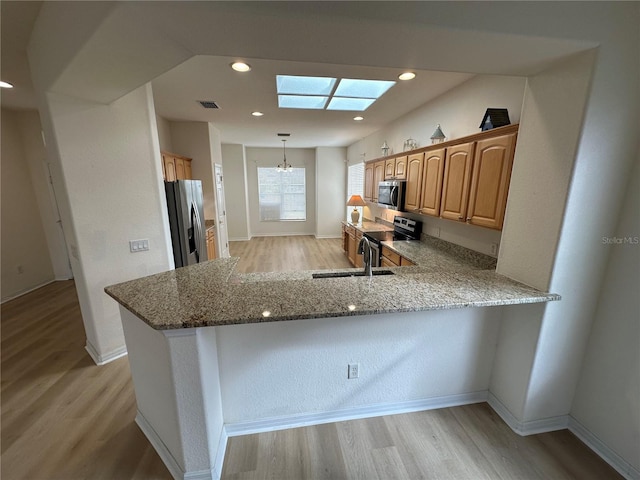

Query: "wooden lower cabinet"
<box><xmin>206</xmin><ymin>227</ymin><xmax>216</xmax><ymax>260</ymax></box>
<box><xmin>355</xmin><ymin>230</ymin><xmax>364</xmax><ymax>268</ymax></box>
<box><xmin>381</xmin><ymin>245</ymin><xmax>414</xmax><ymax>267</ymax></box>
<box><xmin>345</xmin><ymin>225</ymin><xmax>357</xmax><ymax>265</ymax></box>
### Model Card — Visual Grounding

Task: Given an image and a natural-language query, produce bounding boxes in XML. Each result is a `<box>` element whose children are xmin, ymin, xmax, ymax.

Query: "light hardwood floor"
<box><xmin>1</xmin><ymin>237</ymin><xmax>623</xmax><ymax>479</ymax></box>
<box><xmin>229</xmin><ymin>236</ymin><xmax>351</xmax><ymax>273</ymax></box>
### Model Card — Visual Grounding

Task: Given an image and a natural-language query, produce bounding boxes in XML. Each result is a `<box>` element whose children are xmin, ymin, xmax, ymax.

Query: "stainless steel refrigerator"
<box><xmin>165</xmin><ymin>180</ymin><xmax>208</xmax><ymax>268</ymax></box>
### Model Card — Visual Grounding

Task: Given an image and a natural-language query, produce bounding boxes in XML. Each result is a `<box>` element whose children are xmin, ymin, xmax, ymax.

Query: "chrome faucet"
<box><xmin>357</xmin><ymin>237</ymin><xmax>373</xmax><ymax>277</ymax></box>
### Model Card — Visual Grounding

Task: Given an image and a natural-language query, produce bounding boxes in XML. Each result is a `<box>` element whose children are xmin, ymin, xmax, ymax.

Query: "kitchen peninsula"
<box><xmin>106</xmin><ymin>240</ymin><xmax>559</xmax><ymax>480</ymax></box>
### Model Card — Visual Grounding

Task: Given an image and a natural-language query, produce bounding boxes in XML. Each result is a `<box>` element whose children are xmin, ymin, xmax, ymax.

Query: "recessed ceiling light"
<box><xmin>0</xmin><ymin>81</ymin><xmax>14</xmax><ymax>89</ymax></box>
<box><xmin>231</xmin><ymin>62</ymin><xmax>251</xmax><ymax>72</ymax></box>
<box><xmin>398</xmin><ymin>72</ymin><xmax>416</xmax><ymax>81</ymax></box>
<box><xmin>252</xmin><ymin>111</ymin><xmax>264</xmax><ymax>117</ymax></box>
<box><xmin>353</xmin><ymin>116</ymin><xmax>364</xmax><ymax>121</ymax></box>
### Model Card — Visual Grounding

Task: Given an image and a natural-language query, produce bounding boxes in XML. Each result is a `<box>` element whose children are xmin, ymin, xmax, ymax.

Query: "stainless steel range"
<box><xmin>363</xmin><ymin>216</ymin><xmax>422</xmax><ymax>267</ymax></box>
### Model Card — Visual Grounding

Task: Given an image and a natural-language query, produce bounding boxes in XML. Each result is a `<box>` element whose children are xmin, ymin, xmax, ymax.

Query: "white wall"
<box><xmin>245</xmin><ymin>147</ymin><xmax>316</xmax><ymax>236</ymax></box>
<box><xmin>42</xmin><ymin>85</ymin><xmax>173</xmax><ymax>363</ymax></box>
<box><xmin>570</xmin><ymin>153</ymin><xmax>640</xmax><ymax>474</ymax></box>
<box><xmin>156</xmin><ymin>115</ymin><xmax>173</xmax><ymax>152</ymax></box>
<box><xmin>347</xmin><ymin>75</ymin><xmax>526</xmax><ymax>166</ymax></box>
<box><xmin>1</xmin><ymin>108</ymin><xmax>55</xmax><ymax>300</ymax></box>
<box><xmin>217</xmin><ymin>308</ymin><xmax>501</xmax><ymax>423</ymax></box>
<box><xmin>169</xmin><ymin>121</ymin><xmax>216</xmax><ymax>220</ymax></box>
<box><xmin>315</xmin><ymin>147</ymin><xmax>346</xmax><ymax>238</ymax></box>
<box><xmin>221</xmin><ymin>144</ymin><xmax>250</xmax><ymax>241</ymax></box>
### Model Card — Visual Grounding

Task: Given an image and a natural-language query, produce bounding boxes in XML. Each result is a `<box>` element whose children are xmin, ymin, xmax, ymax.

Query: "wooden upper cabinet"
<box><xmin>440</xmin><ymin>142</ymin><xmax>475</xmax><ymax>222</ymax></box>
<box><xmin>419</xmin><ymin>148</ymin><xmax>445</xmax><ymax>217</ymax></box>
<box><xmin>384</xmin><ymin>156</ymin><xmax>407</xmax><ymax>180</ymax></box>
<box><xmin>373</xmin><ymin>161</ymin><xmax>385</xmax><ymax>201</ymax></box>
<box><xmin>161</xmin><ymin>151</ymin><xmax>193</xmax><ymax>181</ymax></box>
<box><xmin>403</xmin><ymin>153</ymin><xmax>424</xmax><ymax>212</ymax></box>
<box><xmin>163</xmin><ymin>153</ymin><xmax>177</xmax><ymax>181</ymax></box>
<box><xmin>394</xmin><ymin>156</ymin><xmax>407</xmax><ymax>179</ymax></box>
<box><xmin>384</xmin><ymin>158</ymin><xmax>396</xmax><ymax>179</ymax></box>
<box><xmin>466</xmin><ymin>133</ymin><xmax>516</xmax><ymax>230</ymax></box>
<box><xmin>364</xmin><ymin>162</ymin><xmax>374</xmax><ymax>201</ymax></box>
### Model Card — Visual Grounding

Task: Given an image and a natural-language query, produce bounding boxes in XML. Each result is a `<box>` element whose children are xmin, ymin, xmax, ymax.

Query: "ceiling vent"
<box><xmin>198</xmin><ymin>100</ymin><xmax>220</xmax><ymax>109</ymax></box>
<box><xmin>277</xmin><ymin>133</ymin><xmax>291</xmax><ymax>137</ymax></box>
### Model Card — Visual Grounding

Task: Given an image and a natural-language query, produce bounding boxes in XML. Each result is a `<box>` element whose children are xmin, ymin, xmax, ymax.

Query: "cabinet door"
<box><xmin>354</xmin><ymin>231</ymin><xmax>363</xmax><ymax>267</ymax></box>
<box><xmin>440</xmin><ymin>142</ymin><xmax>474</xmax><ymax>222</ymax></box>
<box><xmin>364</xmin><ymin>163</ymin><xmax>374</xmax><ymax>201</ymax></box>
<box><xmin>466</xmin><ymin>133</ymin><xmax>516</xmax><ymax>230</ymax></box>
<box><xmin>373</xmin><ymin>162</ymin><xmax>385</xmax><ymax>201</ymax></box>
<box><xmin>163</xmin><ymin>155</ymin><xmax>177</xmax><ymax>181</ymax></box>
<box><xmin>175</xmin><ymin>157</ymin><xmax>186</xmax><ymax>180</ymax></box>
<box><xmin>184</xmin><ymin>159</ymin><xmax>192</xmax><ymax>180</ymax></box>
<box><xmin>381</xmin><ymin>256</ymin><xmax>397</xmax><ymax>268</ymax></box>
<box><xmin>403</xmin><ymin>153</ymin><xmax>424</xmax><ymax>212</ymax></box>
<box><xmin>419</xmin><ymin>148</ymin><xmax>445</xmax><ymax>217</ymax></box>
<box><xmin>384</xmin><ymin>158</ymin><xmax>396</xmax><ymax>179</ymax></box>
<box><xmin>347</xmin><ymin>233</ymin><xmax>357</xmax><ymax>265</ymax></box>
<box><xmin>394</xmin><ymin>156</ymin><xmax>407</xmax><ymax>179</ymax></box>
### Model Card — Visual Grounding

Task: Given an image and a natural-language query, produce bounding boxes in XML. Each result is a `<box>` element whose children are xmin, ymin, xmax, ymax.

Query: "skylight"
<box><xmin>276</xmin><ymin>75</ymin><xmax>336</xmax><ymax>96</ymax></box>
<box><xmin>326</xmin><ymin>97</ymin><xmax>376</xmax><ymax>111</ymax></box>
<box><xmin>278</xmin><ymin>95</ymin><xmax>328</xmax><ymax>110</ymax></box>
<box><xmin>275</xmin><ymin>75</ymin><xmax>396</xmax><ymax>111</ymax></box>
<box><xmin>333</xmin><ymin>79</ymin><xmax>395</xmax><ymax>99</ymax></box>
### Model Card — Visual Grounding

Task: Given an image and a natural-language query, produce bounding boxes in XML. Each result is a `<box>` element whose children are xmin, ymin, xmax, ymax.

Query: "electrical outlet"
<box><xmin>348</xmin><ymin>363</ymin><xmax>359</xmax><ymax>379</ymax></box>
<box><xmin>16</xmin><ymin>265</ymin><xmax>24</xmax><ymax>274</ymax></box>
<box><xmin>490</xmin><ymin>243</ymin><xmax>498</xmax><ymax>256</ymax></box>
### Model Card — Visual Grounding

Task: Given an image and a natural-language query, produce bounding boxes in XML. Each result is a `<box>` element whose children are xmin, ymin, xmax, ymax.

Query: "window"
<box><xmin>258</xmin><ymin>167</ymin><xmax>306</xmax><ymax>221</ymax></box>
<box><xmin>347</xmin><ymin>163</ymin><xmax>365</xmax><ymax>218</ymax></box>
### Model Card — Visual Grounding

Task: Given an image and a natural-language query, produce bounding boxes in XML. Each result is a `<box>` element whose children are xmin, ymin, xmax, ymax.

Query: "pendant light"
<box><xmin>277</xmin><ymin>138</ymin><xmax>293</xmax><ymax>172</ymax></box>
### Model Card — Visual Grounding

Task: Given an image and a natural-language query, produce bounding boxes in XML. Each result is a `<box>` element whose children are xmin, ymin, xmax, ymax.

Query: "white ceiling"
<box><xmin>1</xmin><ymin>1</ymin><xmax>473</xmax><ymax>149</ymax></box>
<box><xmin>2</xmin><ymin>2</ymin><xmax>592</xmax><ymax>150</ymax></box>
<box><xmin>151</xmin><ymin>56</ymin><xmax>473</xmax><ymax>148</ymax></box>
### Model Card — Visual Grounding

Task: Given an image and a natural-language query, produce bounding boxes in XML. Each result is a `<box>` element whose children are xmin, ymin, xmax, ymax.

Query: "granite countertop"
<box><xmin>105</xmin><ymin>237</ymin><xmax>560</xmax><ymax>331</ymax></box>
<box><xmin>342</xmin><ymin>220</ymin><xmax>393</xmax><ymax>233</ymax></box>
<box><xmin>204</xmin><ymin>219</ymin><xmax>216</xmax><ymax>230</ymax></box>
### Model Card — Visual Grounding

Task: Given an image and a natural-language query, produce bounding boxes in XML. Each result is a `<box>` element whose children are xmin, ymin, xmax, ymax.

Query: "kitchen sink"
<box><xmin>312</xmin><ymin>270</ymin><xmax>394</xmax><ymax>279</ymax></box>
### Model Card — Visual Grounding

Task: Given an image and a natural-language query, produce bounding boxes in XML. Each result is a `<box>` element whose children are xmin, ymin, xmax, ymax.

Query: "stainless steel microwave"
<box><xmin>378</xmin><ymin>180</ymin><xmax>406</xmax><ymax>211</ymax></box>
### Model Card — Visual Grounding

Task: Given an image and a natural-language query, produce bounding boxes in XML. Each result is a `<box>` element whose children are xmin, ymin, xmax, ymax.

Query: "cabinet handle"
<box><xmin>458</xmin><ymin>216</ymin><xmax>464</xmax><ymax>220</ymax></box>
<box><xmin>466</xmin><ymin>217</ymin><xmax>471</xmax><ymax>221</ymax></box>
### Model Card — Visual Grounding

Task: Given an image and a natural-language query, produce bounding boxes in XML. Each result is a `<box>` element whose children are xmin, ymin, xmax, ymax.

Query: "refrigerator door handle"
<box><xmin>192</xmin><ymin>201</ymin><xmax>204</xmax><ymax>263</ymax></box>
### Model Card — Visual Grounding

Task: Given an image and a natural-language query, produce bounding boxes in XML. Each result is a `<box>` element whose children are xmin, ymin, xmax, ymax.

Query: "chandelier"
<box><xmin>276</xmin><ymin>139</ymin><xmax>293</xmax><ymax>172</ymax></box>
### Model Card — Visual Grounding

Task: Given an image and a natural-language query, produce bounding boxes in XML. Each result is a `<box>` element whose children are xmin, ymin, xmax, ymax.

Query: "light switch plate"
<box><xmin>129</xmin><ymin>239</ymin><xmax>149</xmax><ymax>253</ymax></box>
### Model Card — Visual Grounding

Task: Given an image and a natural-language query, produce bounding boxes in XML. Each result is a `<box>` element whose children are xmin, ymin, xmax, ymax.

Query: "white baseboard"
<box><xmin>569</xmin><ymin>416</ymin><xmax>640</xmax><ymax>480</ymax></box>
<box><xmin>84</xmin><ymin>341</ymin><xmax>128</xmax><ymax>366</ymax></box>
<box><xmin>227</xmin><ymin>236</ymin><xmax>250</xmax><ymax>242</ymax></box>
<box><xmin>1</xmin><ymin>279</ymin><xmax>56</xmax><ymax>303</ymax></box>
<box><xmin>225</xmin><ymin>391</ymin><xmax>488</xmax><ymax>437</ymax></box>
<box><xmin>136</xmin><ymin>411</ymin><xmax>216</xmax><ymax>480</ymax></box>
<box><xmin>487</xmin><ymin>392</ymin><xmax>569</xmax><ymax>436</ymax></box>
<box><xmin>212</xmin><ymin>427</ymin><xmax>229</xmax><ymax>480</ymax></box>
<box><xmin>314</xmin><ymin>234</ymin><xmax>342</xmax><ymax>239</ymax></box>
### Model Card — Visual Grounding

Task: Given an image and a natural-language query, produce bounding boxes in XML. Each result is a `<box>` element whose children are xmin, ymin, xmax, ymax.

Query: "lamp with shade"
<box><xmin>347</xmin><ymin>195</ymin><xmax>367</xmax><ymax>224</ymax></box>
